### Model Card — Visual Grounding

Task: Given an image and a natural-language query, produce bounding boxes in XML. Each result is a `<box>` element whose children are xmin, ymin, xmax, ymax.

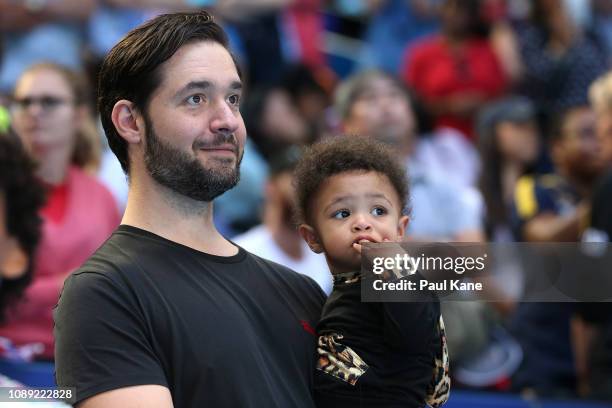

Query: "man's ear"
<box><xmin>397</xmin><ymin>215</ymin><xmax>410</xmax><ymax>239</ymax></box>
<box><xmin>298</xmin><ymin>224</ymin><xmax>323</xmax><ymax>253</ymax></box>
<box><xmin>111</xmin><ymin>100</ymin><xmax>143</xmax><ymax>144</ymax></box>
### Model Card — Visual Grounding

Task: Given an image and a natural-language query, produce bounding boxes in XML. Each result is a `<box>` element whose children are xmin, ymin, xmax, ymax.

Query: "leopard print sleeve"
<box><xmin>426</xmin><ymin>315</ymin><xmax>451</xmax><ymax>407</ymax></box>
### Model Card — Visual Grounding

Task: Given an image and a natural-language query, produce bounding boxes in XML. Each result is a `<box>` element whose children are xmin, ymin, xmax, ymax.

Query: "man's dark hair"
<box><xmin>98</xmin><ymin>11</ymin><xmax>238</xmax><ymax>174</ymax></box>
<box><xmin>293</xmin><ymin>136</ymin><xmax>409</xmax><ymax>224</ymax></box>
<box><xmin>0</xmin><ymin>132</ymin><xmax>45</xmax><ymax>323</ymax></box>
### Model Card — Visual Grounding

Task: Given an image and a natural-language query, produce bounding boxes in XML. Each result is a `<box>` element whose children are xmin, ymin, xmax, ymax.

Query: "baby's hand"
<box><xmin>352</xmin><ymin>238</ymin><xmax>391</xmax><ymax>254</ymax></box>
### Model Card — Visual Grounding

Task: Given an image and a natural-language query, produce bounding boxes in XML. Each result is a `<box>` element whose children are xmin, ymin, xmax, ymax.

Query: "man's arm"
<box><xmin>78</xmin><ymin>385</ymin><xmax>173</xmax><ymax>408</ymax></box>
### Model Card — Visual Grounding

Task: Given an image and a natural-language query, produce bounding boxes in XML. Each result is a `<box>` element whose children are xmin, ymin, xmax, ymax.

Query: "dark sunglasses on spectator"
<box><xmin>11</xmin><ymin>96</ymin><xmax>73</xmax><ymax>112</ymax></box>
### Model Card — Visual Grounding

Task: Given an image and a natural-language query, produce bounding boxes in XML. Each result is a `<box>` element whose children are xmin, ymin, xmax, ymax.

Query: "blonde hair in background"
<box><xmin>589</xmin><ymin>70</ymin><xmax>612</xmax><ymax>114</ymax></box>
<box><xmin>20</xmin><ymin>63</ymin><xmax>102</xmax><ymax>174</ymax></box>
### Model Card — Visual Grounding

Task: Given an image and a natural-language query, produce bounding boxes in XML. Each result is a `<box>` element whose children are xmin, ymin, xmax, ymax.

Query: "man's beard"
<box><xmin>143</xmin><ymin>115</ymin><xmax>242</xmax><ymax>202</ymax></box>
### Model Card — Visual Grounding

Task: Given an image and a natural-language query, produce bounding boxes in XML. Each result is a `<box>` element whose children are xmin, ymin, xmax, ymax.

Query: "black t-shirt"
<box><xmin>314</xmin><ymin>272</ymin><xmax>442</xmax><ymax>408</ymax></box>
<box><xmin>54</xmin><ymin>225</ymin><xmax>325</xmax><ymax>407</ymax></box>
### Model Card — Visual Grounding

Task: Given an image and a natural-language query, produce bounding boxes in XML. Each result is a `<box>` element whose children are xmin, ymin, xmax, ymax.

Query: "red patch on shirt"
<box><xmin>300</xmin><ymin>320</ymin><xmax>316</xmax><ymax>336</ymax></box>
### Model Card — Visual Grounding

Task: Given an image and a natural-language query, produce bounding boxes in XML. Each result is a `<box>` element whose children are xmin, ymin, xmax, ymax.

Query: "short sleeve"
<box><xmin>54</xmin><ymin>270</ymin><xmax>167</xmax><ymax>404</ymax></box>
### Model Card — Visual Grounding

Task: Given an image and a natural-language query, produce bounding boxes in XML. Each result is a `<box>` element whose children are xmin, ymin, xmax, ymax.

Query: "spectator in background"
<box><xmin>477</xmin><ymin>96</ymin><xmax>540</xmax><ymax>241</ymax></box>
<box><xmin>233</xmin><ymin>147</ymin><xmax>332</xmax><ymax>295</ymax></box>
<box><xmin>0</xmin><ymin>133</ymin><xmax>67</xmax><ymax>402</ymax></box>
<box><xmin>0</xmin><ymin>63</ymin><xmax>119</xmax><ymax>366</ymax></box>
<box><xmin>515</xmin><ymin>0</ymin><xmax>607</xmax><ymax>122</ymax></box>
<box><xmin>358</xmin><ymin>0</ymin><xmax>441</xmax><ymax>74</ymax></box>
<box><xmin>403</xmin><ymin>0</ymin><xmax>507</xmax><ymax>140</ymax></box>
<box><xmin>512</xmin><ymin>105</ymin><xmax>604</xmax><ymax>243</ymax></box>
<box><xmin>215</xmin><ymin>0</ymin><xmax>325</xmax><ymax>85</ymax></box>
<box><xmin>0</xmin><ymin>133</ymin><xmax>44</xmax><ymax>331</ymax></box>
<box><xmin>243</xmin><ymin>84</ymin><xmax>313</xmax><ymax>161</ymax></box>
<box><xmin>0</xmin><ymin>0</ymin><xmax>96</xmax><ymax>94</ymax></box>
<box><xmin>510</xmin><ymin>104</ymin><xmax>607</xmax><ymax>397</ymax></box>
<box><xmin>590</xmin><ymin>0</ymin><xmax>612</xmax><ymax>64</ymax></box>
<box><xmin>281</xmin><ymin>64</ymin><xmax>331</xmax><ymax>143</ymax></box>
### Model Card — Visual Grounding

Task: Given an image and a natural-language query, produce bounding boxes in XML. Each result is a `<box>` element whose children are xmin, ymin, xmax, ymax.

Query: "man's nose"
<box><xmin>209</xmin><ymin>100</ymin><xmax>240</xmax><ymax>136</ymax></box>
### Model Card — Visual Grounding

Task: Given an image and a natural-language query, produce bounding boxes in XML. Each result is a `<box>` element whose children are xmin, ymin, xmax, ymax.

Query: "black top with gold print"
<box><xmin>314</xmin><ymin>271</ymin><xmax>450</xmax><ymax>408</ymax></box>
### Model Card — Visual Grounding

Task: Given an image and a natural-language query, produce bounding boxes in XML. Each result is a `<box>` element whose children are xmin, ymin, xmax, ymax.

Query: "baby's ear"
<box><xmin>397</xmin><ymin>215</ymin><xmax>410</xmax><ymax>239</ymax></box>
<box><xmin>298</xmin><ymin>224</ymin><xmax>323</xmax><ymax>253</ymax></box>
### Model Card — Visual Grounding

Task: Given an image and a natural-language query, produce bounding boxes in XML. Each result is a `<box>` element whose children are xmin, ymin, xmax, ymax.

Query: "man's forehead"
<box><xmin>157</xmin><ymin>41</ymin><xmax>240</xmax><ymax>90</ymax></box>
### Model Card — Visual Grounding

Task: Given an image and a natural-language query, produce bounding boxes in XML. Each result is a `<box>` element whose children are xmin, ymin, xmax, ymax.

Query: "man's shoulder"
<box><xmin>68</xmin><ymin>226</ymin><xmax>160</xmax><ymax>286</ymax></box>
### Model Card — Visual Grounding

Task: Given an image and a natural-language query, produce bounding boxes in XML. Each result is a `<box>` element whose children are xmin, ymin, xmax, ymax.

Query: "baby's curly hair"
<box><xmin>293</xmin><ymin>135</ymin><xmax>409</xmax><ymax>224</ymax></box>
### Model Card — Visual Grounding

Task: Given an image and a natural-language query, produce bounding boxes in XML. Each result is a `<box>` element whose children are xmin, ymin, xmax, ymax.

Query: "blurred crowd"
<box><xmin>1</xmin><ymin>0</ymin><xmax>612</xmax><ymax>404</ymax></box>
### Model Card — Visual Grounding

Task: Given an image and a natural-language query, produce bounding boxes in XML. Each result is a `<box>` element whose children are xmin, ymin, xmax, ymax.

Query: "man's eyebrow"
<box><xmin>229</xmin><ymin>81</ymin><xmax>243</xmax><ymax>91</ymax></box>
<box><xmin>177</xmin><ymin>81</ymin><xmax>212</xmax><ymax>95</ymax></box>
<box><xmin>174</xmin><ymin>80</ymin><xmax>242</xmax><ymax>98</ymax></box>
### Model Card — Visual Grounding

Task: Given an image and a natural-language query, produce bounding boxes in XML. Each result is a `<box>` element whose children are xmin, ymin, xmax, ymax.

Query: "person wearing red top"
<box><xmin>402</xmin><ymin>0</ymin><xmax>507</xmax><ymax>140</ymax></box>
<box><xmin>0</xmin><ymin>63</ymin><xmax>120</xmax><ymax>362</ymax></box>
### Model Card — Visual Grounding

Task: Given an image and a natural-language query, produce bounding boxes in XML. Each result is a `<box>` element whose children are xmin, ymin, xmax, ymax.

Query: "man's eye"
<box><xmin>333</xmin><ymin>210</ymin><xmax>351</xmax><ymax>219</ymax></box>
<box><xmin>371</xmin><ymin>207</ymin><xmax>387</xmax><ymax>216</ymax></box>
<box><xmin>187</xmin><ymin>95</ymin><xmax>204</xmax><ymax>105</ymax></box>
<box><xmin>228</xmin><ymin>94</ymin><xmax>240</xmax><ymax>106</ymax></box>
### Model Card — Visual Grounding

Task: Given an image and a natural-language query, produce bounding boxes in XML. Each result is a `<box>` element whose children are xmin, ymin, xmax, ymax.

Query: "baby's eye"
<box><xmin>371</xmin><ymin>207</ymin><xmax>387</xmax><ymax>216</ymax></box>
<box><xmin>332</xmin><ymin>209</ymin><xmax>351</xmax><ymax>219</ymax></box>
<box><xmin>187</xmin><ymin>94</ymin><xmax>205</xmax><ymax>106</ymax></box>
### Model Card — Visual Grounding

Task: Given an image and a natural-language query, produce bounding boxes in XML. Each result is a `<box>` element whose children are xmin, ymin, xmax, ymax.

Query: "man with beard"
<box><xmin>53</xmin><ymin>11</ymin><xmax>325</xmax><ymax>408</ymax></box>
<box><xmin>510</xmin><ymin>104</ymin><xmax>606</xmax><ymax>397</ymax></box>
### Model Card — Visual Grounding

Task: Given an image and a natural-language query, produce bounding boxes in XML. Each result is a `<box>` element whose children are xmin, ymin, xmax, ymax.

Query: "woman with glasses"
<box><xmin>0</xmin><ymin>63</ymin><xmax>119</xmax><ymax>383</ymax></box>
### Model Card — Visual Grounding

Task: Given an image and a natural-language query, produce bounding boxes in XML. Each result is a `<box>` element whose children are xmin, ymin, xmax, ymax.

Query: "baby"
<box><xmin>294</xmin><ymin>136</ymin><xmax>450</xmax><ymax>407</ymax></box>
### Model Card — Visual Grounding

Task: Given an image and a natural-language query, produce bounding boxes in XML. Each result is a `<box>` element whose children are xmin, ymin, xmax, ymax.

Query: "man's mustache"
<box><xmin>193</xmin><ymin>133</ymin><xmax>239</xmax><ymax>154</ymax></box>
